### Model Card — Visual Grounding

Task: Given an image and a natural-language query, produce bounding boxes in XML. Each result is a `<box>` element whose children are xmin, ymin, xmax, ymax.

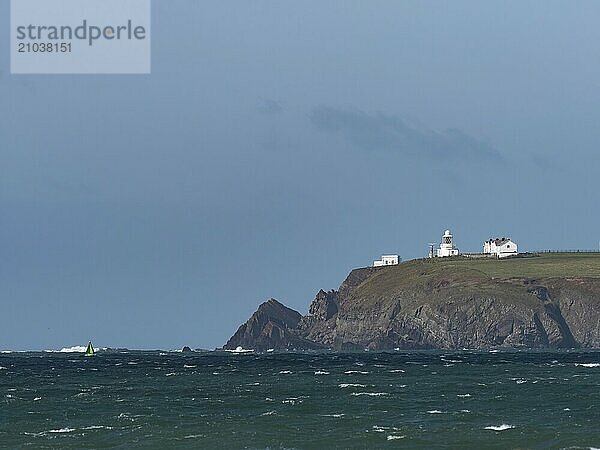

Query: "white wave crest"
<box><xmin>351</xmin><ymin>392</ymin><xmax>387</xmax><ymax>396</ymax></box>
<box><xmin>344</xmin><ymin>370</ymin><xmax>369</xmax><ymax>374</ymax></box>
<box><xmin>48</xmin><ymin>428</ymin><xmax>76</xmax><ymax>433</ymax></box>
<box><xmin>61</xmin><ymin>346</ymin><xmax>86</xmax><ymax>353</ymax></box>
<box><xmin>387</xmin><ymin>435</ymin><xmax>405</xmax><ymax>440</ymax></box>
<box><xmin>484</xmin><ymin>424</ymin><xmax>514</xmax><ymax>431</ymax></box>
<box><xmin>314</xmin><ymin>371</ymin><xmax>329</xmax><ymax>375</ymax></box>
<box><xmin>427</xmin><ymin>410</ymin><xmax>444</xmax><ymax>414</ymax></box>
<box><xmin>339</xmin><ymin>383</ymin><xmax>367</xmax><ymax>388</ymax></box>
<box><xmin>45</xmin><ymin>346</ymin><xmax>87</xmax><ymax>353</ymax></box>
<box><xmin>575</xmin><ymin>363</ymin><xmax>600</xmax><ymax>368</ymax></box>
<box><xmin>225</xmin><ymin>346</ymin><xmax>254</xmax><ymax>353</ymax></box>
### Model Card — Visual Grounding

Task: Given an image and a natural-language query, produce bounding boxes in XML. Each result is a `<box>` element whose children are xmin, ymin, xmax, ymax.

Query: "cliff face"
<box><xmin>224</xmin><ymin>256</ymin><xmax>600</xmax><ymax>351</ymax></box>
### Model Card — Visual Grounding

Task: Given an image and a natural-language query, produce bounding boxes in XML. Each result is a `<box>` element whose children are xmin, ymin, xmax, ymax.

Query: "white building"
<box><xmin>373</xmin><ymin>255</ymin><xmax>400</xmax><ymax>267</ymax></box>
<box><xmin>483</xmin><ymin>237</ymin><xmax>518</xmax><ymax>258</ymax></box>
<box><xmin>434</xmin><ymin>229</ymin><xmax>460</xmax><ymax>257</ymax></box>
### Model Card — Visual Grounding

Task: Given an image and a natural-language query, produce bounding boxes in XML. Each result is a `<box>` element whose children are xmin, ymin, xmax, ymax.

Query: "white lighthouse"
<box><xmin>435</xmin><ymin>229</ymin><xmax>460</xmax><ymax>257</ymax></box>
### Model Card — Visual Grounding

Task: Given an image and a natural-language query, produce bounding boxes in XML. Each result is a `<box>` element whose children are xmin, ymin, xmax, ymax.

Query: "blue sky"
<box><xmin>1</xmin><ymin>1</ymin><xmax>599</xmax><ymax>350</ymax></box>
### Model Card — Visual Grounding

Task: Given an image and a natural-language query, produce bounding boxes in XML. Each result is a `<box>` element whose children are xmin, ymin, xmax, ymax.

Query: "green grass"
<box><xmin>349</xmin><ymin>253</ymin><xmax>600</xmax><ymax>309</ymax></box>
<box><xmin>416</xmin><ymin>252</ymin><xmax>600</xmax><ymax>279</ymax></box>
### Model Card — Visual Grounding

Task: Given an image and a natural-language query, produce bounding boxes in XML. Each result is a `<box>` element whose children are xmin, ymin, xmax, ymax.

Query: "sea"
<box><xmin>1</xmin><ymin>349</ymin><xmax>599</xmax><ymax>449</ymax></box>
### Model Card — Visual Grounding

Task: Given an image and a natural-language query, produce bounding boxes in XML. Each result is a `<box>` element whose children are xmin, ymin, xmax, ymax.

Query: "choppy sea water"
<box><xmin>1</xmin><ymin>350</ymin><xmax>599</xmax><ymax>449</ymax></box>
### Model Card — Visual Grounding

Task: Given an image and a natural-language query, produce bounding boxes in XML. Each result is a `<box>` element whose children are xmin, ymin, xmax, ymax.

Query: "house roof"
<box><xmin>486</xmin><ymin>237</ymin><xmax>514</xmax><ymax>245</ymax></box>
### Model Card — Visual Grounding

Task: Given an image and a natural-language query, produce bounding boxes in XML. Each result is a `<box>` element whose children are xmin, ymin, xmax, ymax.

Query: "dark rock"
<box><xmin>224</xmin><ymin>299</ymin><xmax>322</xmax><ymax>351</ymax></box>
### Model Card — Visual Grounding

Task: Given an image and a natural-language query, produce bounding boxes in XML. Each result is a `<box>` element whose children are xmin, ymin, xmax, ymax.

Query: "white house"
<box><xmin>373</xmin><ymin>255</ymin><xmax>400</xmax><ymax>267</ymax></box>
<box><xmin>483</xmin><ymin>237</ymin><xmax>518</xmax><ymax>258</ymax></box>
<box><xmin>434</xmin><ymin>229</ymin><xmax>460</xmax><ymax>257</ymax></box>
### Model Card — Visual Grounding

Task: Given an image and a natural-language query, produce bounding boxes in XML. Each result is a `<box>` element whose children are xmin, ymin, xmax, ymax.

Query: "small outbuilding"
<box><xmin>373</xmin><ymin>255</ymin><xmax>400</xmax><ymax>267</ymax></box>
<box><xmin>483</xmin><ymin>237</ymin><xmax>518</xmax><ymax>258</ymax></box>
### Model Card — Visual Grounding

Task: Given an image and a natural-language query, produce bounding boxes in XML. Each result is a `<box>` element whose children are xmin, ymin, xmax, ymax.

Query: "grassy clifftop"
<box><xmin>421</xmin><ymin>252</ymin><xmax>600</xmax><ymax>279</ymax></box>
<box><xmin>363</xmin><ymin>252</ymin><xmax>600</xmax><ymax>283</ymax></box>
<box><xmin>341</xmin><ymin>252</ymin><xmax>600</xmax><ymax>314</ymax></box>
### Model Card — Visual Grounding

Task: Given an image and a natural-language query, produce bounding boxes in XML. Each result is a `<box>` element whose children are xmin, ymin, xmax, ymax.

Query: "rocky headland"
<box><xmin>224</xmin><ymin>254</ymin><xmax>600</xmax><ymax>351</ymax></box>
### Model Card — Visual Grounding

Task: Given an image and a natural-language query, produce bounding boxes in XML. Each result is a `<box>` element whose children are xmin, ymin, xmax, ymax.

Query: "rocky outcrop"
<box><xmin>224</xmin><ymin>299</ymin><xmax>322</xmax><ymax>351</ymax></box>
<box><xmin>225</xmin><ymin>259</ymin><xmax>600</xmax><ymax>351</ymax></box>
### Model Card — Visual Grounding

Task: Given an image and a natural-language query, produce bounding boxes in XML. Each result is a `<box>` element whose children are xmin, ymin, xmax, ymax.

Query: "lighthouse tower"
<box><xmin>436</xmin><ymin>229</ymin><xmax>460</xmax><ymax>257</ymax></box>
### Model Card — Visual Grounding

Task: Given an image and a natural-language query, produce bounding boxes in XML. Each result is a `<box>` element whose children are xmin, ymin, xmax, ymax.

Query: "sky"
<box><xmin>1</xmin><ymin>1</ymin><xmax>599</xmax><ymax>351</ymax></box>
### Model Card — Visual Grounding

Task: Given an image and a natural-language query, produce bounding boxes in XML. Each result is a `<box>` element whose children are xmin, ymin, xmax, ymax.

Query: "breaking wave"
<box><xmin>48</xmin><ymin>428</ymin><xmax>76</xmax><ymax>433</ymax></box>
<box><xmin>45</xmin><ymin>346</ymin><xmax>87</xmax><ymax>353</ymax></box>
<box><xmin>351</xmin><ymin>392</ymin><xmax>387</xmax><ymax>396</ymax></box>
<box><xmin>387</xmin><ymin>435</ymin><xmax>405</xmax><ymax>440</ymax></box>
<box><xmin>484</xmin><ymin>424</ymin><xmax>514</xmax><ymax>431</ymax></box>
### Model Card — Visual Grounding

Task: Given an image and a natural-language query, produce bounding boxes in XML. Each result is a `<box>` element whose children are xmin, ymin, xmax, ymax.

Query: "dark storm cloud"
<box><xmin>309</xmin><ymin>106</ymin><xmax>503</xmax><ymax>163</ymax></box>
